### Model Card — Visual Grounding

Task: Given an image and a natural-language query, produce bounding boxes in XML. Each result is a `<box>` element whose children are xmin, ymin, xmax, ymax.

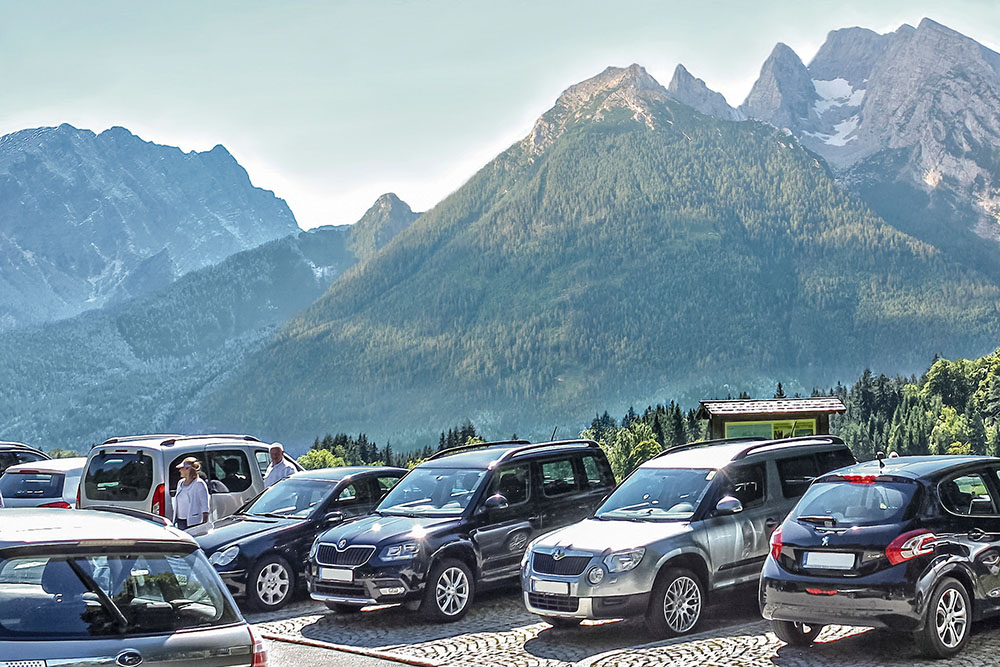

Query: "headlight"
<box><xmin>380</xmin><ymin>542</ymin><xmax>420</xmax><ymax>561</ymax></box>
<box><xmin>209</xmin><ymin>545</ymin><xmax>240</xmax><ymax>567</ymax></box>
<box><xmin>587</xmin><ymin>566</ymin><xmax>605</xmax><ymax>585</ymax></box>
<box><xmin>521</xmin><ymin>550</ymin><xmax>531</xmax><ymax>569</ymax></box>
<box><xmin>603</xmin><ymin>547</ymin><xmax>645</xmax><ymax>573</ymax></box>
<box><xmin>309</xmin><ymin>539</ymin><xmax>321</xmax><ymax>561</ymax></box>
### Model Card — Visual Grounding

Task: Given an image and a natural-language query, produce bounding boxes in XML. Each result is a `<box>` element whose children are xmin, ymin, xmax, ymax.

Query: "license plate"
<box><xmin>532</xmin><ymin>579</ymin><xmax>570</xmax><ymax>595</ymax></box>
<box><xmin>319</xmin><ymin>567</ymin><xmax>353</xmax><ymax>582</ymax></box>
<box><xmin>803</xmin><ymin>551</ymin><xmax>855</xmax><ymax>570</ymax></box>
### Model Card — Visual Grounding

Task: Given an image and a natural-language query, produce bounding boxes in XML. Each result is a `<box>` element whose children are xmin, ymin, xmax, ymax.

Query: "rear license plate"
<box><xmin>532</xmin><ymin>579</ymin><xmax>570</xmax><ymax>595</ymax></box>
<box><xmin>803</xmin><ymin>551</ymin><xmax>855</xmax><ymax>570</ymax></box>
<box><xmin>319</xmin><ymin>567</ymin><xmax>353</xmax><ymax>582</ymax></box>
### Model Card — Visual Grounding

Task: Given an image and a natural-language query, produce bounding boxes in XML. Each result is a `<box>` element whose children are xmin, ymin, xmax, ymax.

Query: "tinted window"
<box><xmin>581</xmin><ymin>454</ymin><xmax>614</xmax><ymax>488</ymax></box>
<box><xmin>245</xmin><ymin>478</ymin><xmax>335</xmax><ymax>518</ymax></box>
<box><xmin>254</xmin><ymin>450</ymin><xmax>270</xmax><ymax>477</ymax></box>
<box><xmin>941</xmin><ymin>474</ymin><xmax>997</xmax><ymax>516</ymax></box>
<box><xmin>84</xmin><ymin>453</ymin><xmax>153</xmax><ymax>501</ymax></box>
<box><xmin>378</xmin><ymin>467</ymin><xmax>485</xmax><ymax>516</ymax></box>
<box><xmin>376</xmin><ymin>475</ymin><xmax>401</xmax><ymax>495</ymax></box>
<box><xmin>792</xmin><ymin>480</ymin><xmax>918</xmax><ymax>526</ymax></box>
<box><xmin>0</xmin><ymin>452</ymin><xmax>44</xmax><ymax>474</ymax></box>
<box><xmin>488</xmin><ymin>464</ymin><xmax>531</xmax><ymax>505</ymax></box>
<box><xmin>168</xmin><ymin>454</ymin><xmax>206</xmax><ymax>493</ymax></box>
<box><xmin>722</xmin><ymin>464</ymin><xmax>766</xmax><ymax>508</ymax></box>
<box><xmin>541</xmin><ymin>458</ymin><xmax>578</xmax><ymax>497</ymax></box>
<box><xmin>336</xmin><ymin>481</ymin><xmax>373</xmax><ymax>506</ymax></box>
<box><xmin>776</xmin><ymin>455</ymin><xmax>819</xmax><ymax>498</ymax></box>
<box><xmin>0</xmin><ymin>549</ymin><xmax>238</xmax><ymax>639</ymax></box>
<box><xmin>0</xmin><ymin>472</ymin><xmax>65</xmax><ymax>499</ymax></box>
<box><xmin>206</xmin><ymin>450</ymin><xmax>252</xmax><ymax>493</ymax></box>
<box><xmin>816</xmin><ymin>448</ymin><xmax>856</xmax><ymax>475</ymax></box>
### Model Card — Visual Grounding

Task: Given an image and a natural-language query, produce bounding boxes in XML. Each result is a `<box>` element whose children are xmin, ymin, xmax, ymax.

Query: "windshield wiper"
<box><xmin>798</xmin><ymin>515</ymin><xmax>837</xmax><ymax>526</ymax></box>
<box><xmin>66</xmin><ymin>559</ymin><xmax>128</xmax><ymax>634</ymax></box>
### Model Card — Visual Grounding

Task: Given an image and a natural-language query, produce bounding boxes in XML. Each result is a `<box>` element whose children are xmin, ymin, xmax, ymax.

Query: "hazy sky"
<box><xmin>3</xmin><ymin>1</ymin><xmax>999</xmax><ymax>228</ymax></box>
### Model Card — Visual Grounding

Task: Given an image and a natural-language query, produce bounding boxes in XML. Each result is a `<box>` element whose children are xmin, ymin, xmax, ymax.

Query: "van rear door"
<box><xmin>81</xmin><ymin>448</ymin><xmax>159</xmax><ymax>514</ymax></box>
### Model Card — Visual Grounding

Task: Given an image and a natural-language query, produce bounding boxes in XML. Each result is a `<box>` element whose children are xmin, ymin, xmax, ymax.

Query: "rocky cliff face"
<box><xmin>666</xmin><ymin>64</ymin><xmax>743</xmax><ymax>120</ymax></box>
<box><xmin>347</xmin><ymin>193</ymin><xmax>421</xmax><ymax>262</ymax></box>
<box><xmin>0</xmin><ymin>124</ymin><xmax>300</xmax><ymax>329</ymax></box>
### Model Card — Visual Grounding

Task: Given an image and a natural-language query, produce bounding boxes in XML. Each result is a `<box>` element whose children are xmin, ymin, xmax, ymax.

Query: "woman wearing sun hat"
<box><xmin>174</xmin><ymin>456</ymin><xmax>210</xmax><ymax>531</ymax></box>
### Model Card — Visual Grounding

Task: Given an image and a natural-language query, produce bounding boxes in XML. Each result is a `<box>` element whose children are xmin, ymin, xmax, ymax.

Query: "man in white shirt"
<box><xmin>263</xmin><ymin>442</ymin><xmax>297</xmax><ymax>487</ymax></box>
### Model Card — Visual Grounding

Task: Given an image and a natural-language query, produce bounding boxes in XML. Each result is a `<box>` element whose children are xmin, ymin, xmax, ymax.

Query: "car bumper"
<box><xmin>218</xmin><ymin>569</ymin><xmax>249</xmax><ymax>597</ymax></box>
<box><xmin>306</xmin><ymin>561</ymin><xmax>424</xmax><ymax>606</ymax></box>
<box><xmin>759</xmin><ymin>559</ymin><xmax>923</xmax><ymax>631</ymax></box>
<box><xmin>523</xmin><ymin>591</ymin><xmax>650</xmax><ymax>619</ymax></box>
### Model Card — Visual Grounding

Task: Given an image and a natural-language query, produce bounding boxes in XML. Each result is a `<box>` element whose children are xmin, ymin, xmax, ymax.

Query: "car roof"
<box><xmin>824</xmin><ymin>455</ymin><xmax>999</xmax><ymax>481</ymax></box>
<box><xmin>294</xmin><ymin>466</ymin><xmax>407</xmax><ymax>482</ymax></box>
<box><xmin>0</xmin><ymin>508</ymin><xmax>195</xmax><ymax>550</ymax></box>
<box><xmin>641</xmin><ymin>436</ymin><xmax>849</xmax><ymax>471</ymax></box>
<box><xmin>421</xmin><ymin>440</ymin><xmax>601</xmax><ymax>469</ymax></box>
<box><xmin>4</xmin><ymin>457</ymin><xmax>87</xmax><ymax>474</ymax></box>
<box><xmin>0</xmin><ymin>441</ymin><xmax>46</xmax><ymax>454</ymax></box>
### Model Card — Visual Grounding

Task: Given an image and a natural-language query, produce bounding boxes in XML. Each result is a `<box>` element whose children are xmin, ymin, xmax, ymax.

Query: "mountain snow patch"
<box><xmin>803</xmin><ymin>115</ymin><xmax>860</xmax><ymax>146</ymax></box>
<box><xmin>813</xmin><ymin>78</ymin><xmax>865</xmax><ymax>114</ymax></box>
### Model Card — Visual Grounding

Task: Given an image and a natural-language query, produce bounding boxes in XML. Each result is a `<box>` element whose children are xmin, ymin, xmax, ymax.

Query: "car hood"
<box><xmin>197</xmin><ymin>514</ymin><xmax>303</xmax><ymax>553</ymax></box>
<box><xmin>316</xmin><ymin>513</ymin><xmax>460</xmax><ymax>548</ymax></box>
<box><xmin>532</xmin><ymin>518</ymin><xmax>692</xmax><ymax>553</ymax></box>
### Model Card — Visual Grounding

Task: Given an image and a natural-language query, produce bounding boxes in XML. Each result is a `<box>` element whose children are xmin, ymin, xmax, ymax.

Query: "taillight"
<box><xmin>152</xmin><ymin>483</ymin><xmax>166</xmax><ymax>517</ymax></box>
<box><xmin>770</xmin><ymin>525</ymin><xmax>784</xmax><ymax>561</ymax></box>
<box><xmin>39</xmin><ymin>501</ymin><xmax>71</xmax><ymax>509</ymax></box>
<box><xmin>249</xmin><ymin>625</ymin><xmax>268</xmax><ymax>667</ymax></box>
<box><xmin>76</xmin><ymin>484</ymin><xmax>81</xmax><ymax>507</ymax></box>
<box><xmin>842</xmin><ymin>474</ymin><xmax>878</xmax><ymax>485</ymax></box>
<box><xmin>886</xmin><ymin>530</ymin><xmax>936</xmax><ymax>565</ymax></box>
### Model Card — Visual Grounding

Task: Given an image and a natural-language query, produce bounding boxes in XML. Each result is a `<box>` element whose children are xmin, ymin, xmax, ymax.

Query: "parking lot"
<box><xmin>247</xmin><ymin>587</ymin><xmax>1000</xmax><ymax>667</ymax></box>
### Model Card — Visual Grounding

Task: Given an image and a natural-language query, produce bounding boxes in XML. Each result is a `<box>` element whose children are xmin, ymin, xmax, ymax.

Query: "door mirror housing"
<box><xmin>715</xmin><ymin>495</ymin><xmax>744</xmax><ymax>516</ymax></box>
<box><xmin>324</xmin><ymin>511</ymin><xmax>345</xmax><ymax>525</ymax></box>
<box><xmin>483</xmin><ymin>493</ymin><xmax>509</xmax><ymax>511</ymax></box>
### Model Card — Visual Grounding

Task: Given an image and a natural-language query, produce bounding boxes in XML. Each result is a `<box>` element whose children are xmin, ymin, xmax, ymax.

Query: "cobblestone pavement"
<box><xmin>249</xmin><ymin>589</ymin><xmax>1000</xmax><ymax>667</ymax></box>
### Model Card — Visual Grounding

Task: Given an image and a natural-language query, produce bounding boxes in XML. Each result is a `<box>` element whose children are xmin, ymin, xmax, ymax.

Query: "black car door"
<box><xmin>538</xmin><ymin>454</ymin><xmax>591</xmax><ymax>530</ymax></box>
<box><xmin>471</xmin><ymin>462</ymin><xmax>541</xmax><ymax>580</ymax></box>
<box><xmin>937</xmin><ymin>469</ymin><xmax>1000</xmax><ymax>610</ymax></box>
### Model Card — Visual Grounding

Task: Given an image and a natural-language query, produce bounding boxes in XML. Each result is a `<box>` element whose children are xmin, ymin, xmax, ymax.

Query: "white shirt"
<box><xmin>174</xmin><ymin>477</ymin><xmax>210</xmax><ymax>526</ymax></box>
<box><xmin>264</xmin><ymin>459</ymin><xmax>296</xmax><ymax>487</ymax></box>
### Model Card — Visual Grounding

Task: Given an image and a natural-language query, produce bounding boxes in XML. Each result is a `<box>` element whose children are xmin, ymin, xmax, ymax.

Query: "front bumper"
<box><xmin>218</xmin><ymin>569</ymin><xmax>249</xmax><ymax>598</ymax></box>
<box><xmin>306</xmin><ymin>559</ymin><xmax>426</xmax><ymax>607</ymax></box>
<box><xmin>523</xmin><ymin>591</ymin><xmax>651</xmax><ymax>619</ymax></box>
<box><xmin>759</xmin><ymin>558</ymin><xmax>923</xmax><ymax>631</ymax></box>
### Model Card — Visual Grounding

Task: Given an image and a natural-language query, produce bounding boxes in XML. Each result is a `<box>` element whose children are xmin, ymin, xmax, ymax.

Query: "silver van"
<box><xmin>521</xmin><ymin>436</ymin><xmax>855</xmax><ymax>636</ymax></box>
<box><xmin>0</xmin><ymin>507</ymin><xmax>266</xmax><ymax>666</ymax></box>
<box><xmin>79</xmin><ymin>434</ymin><xmax>302</xmax><ymax>527</ymax></box>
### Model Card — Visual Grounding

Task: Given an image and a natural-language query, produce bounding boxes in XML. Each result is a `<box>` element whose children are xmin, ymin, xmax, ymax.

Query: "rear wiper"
<box><xmin>798</xmin><ymin>515</ymin><xmax>837</xmax><ymax>526</ymax></box>
<box><xmin>67</xmin><ymin>559</ymin><xmax>128</xmax><ymax>634</ymax></box>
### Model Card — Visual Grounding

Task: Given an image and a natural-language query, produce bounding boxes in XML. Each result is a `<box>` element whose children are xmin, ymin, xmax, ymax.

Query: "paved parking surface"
<box><xmin>249</xmin><ymin>588</ymin><xmax>1000</xmax><ymax>667</ymax></box>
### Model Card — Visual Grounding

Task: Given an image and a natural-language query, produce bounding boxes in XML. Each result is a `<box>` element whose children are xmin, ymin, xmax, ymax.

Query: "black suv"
<box><xmin>0</xmin><ymin>441</ymin><xmax>49</xmax><ymax>475</ymax></box>
<box><xmin>306</xmin><ymin>440</ymin><xmax>615</xmax><ymax>621</ymax></box>
<box><xmin>761</xmin><ymin>455</ymin><xmax>1000</xmax><ymax>658</ymax></box>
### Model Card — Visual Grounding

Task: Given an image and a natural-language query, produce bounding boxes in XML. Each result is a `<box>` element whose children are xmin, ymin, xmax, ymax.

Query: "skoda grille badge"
<box><xmin>339</xmin><ymin>539</ymin><xmax>348</xmax><ymax>549</ymax></box>
<box><xmin>552</xmin><ymin>549</ymin><xmax>565</xmax><ymax>561</ymax></box>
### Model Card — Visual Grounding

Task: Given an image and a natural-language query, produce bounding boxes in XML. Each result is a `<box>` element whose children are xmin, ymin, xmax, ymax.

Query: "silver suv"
<box><xmin>521</xmin><ymin>436</ymin><xmax>855</xmax><ymax>636</ymax></box>
<box><xmin>0</xmin><ymin>507</ymin><xmax>266</xmax><ymax>666</ymax></box>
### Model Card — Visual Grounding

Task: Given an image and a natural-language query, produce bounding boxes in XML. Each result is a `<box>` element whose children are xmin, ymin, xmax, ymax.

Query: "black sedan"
<box><xmin>198</xmin><ymin>465</ymin><xmax>407</xmax><ymax>610</ymax></box>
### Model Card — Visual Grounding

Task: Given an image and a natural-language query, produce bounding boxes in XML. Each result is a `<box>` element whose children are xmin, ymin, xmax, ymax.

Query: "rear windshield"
<box><xmin>84</xmin><ymin>452</ymin><xmax>153</xmax><ymax>501</ymax></box>
<box><xmin>0</xmin><ymin>471</ymin><xmax>65</xmax><ymax>499</ymax></box>
<box><xmin>791</xmin><ymin>479</ymin><xmax>918</xmax><ymax>527</ymax></box>
<box><xmin>0</xmin><ymin>549</ymin><xmax>239</xmax><ymax>639</ymax></box>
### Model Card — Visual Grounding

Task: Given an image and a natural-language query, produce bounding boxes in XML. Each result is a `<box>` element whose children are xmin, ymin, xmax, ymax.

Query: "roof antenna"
<box><xmin>551</xmin><ymin>426</ymin><xmax>558</xmax><ymax>441</ymax></box>
<box><xmin>876</xmin><ymin>451</ymin><xmax>886</xmax><ymax>471</ymax></box>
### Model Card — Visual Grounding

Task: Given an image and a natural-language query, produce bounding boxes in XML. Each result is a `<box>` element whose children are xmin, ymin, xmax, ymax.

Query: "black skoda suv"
<box><xmin>760</xmin><ymin>455</ymin><xmax>1000</xmax><ymax>658</ymax></box>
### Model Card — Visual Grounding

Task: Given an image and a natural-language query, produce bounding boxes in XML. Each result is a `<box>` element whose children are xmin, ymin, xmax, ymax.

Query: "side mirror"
<box><xmin>324</xmin><ymin>511</ymin><xmax>344</xmax><ymax>525</ymax></box>
<box><xmin>715</xmin><ymin>495</ymin><xmax>743</xmax><ymax>516</ymax></box>
<box><xmin>483</xmin><ymin>494</ymin><xmax>509</xmax><ymax>511</ymax></box>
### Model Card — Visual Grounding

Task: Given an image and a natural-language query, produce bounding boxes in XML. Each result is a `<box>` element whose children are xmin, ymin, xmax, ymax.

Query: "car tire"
<box><xmin>917</xmin><ymin>577</ymin><xmax>971</xmax><ymax>658</ymax></box>
<box><xmin>541</xmin><ymin>615</ymin><xmax>582</xmax><ymax>628</ymax></box>
<box><xmin>324</xmin><ymin>601</ymin><xmax>363</xmax><ymax>613</ymax></box>
<box><xmin>771</xmin><ymin>620</ymin><xmax>823</xmax><ymax>646</ymax></box>
<box><xmin>247</xmin><ymin>554</ymin><xmax>295</xmax><ymax>611</ymax></box>
<box><xmin>645</xmin><ymin>567</ymin><xmax>705</xmax><ymax>637</ymax></box>
<box><xmin>419</xmin><ymin>558</ymin><xmax>475</xmax><ymax>622</ymax></box>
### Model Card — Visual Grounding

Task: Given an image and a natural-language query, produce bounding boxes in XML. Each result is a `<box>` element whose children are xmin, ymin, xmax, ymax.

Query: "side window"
<box><xmin>722</xmin><ymin>464</ymin><xmax>766</xmax><ymax>509</ymax></box>
<box><xmin>541</xmin><ymin>457</ymin><xmax>578</xmax><ymax>497</ymax></box>
<box><xmin>489</xmin><ymin>464</ymin><xmax>530</xmax><ymax>505</ymax></box>
<box><xmin>0</xmin><ymin>453</ymin><xmax>16</xmax><ymax>474</ymax></box>
<box><xmin>376</xmin><ymin>475</ymin><xmax>401</xmax><ymax>498</ymax></box>
<box><xmin>942</xmin><ymin>473</ymin><xmax>997</xmax><ymax>516</ymax></box>
<box><xmin>580</xmin><ymin>454</ymin><xmax>615</xmax><ymax>489</ymax></box>
<box><xmin>254</xmin><ymin>451</ymin><xmax>270</xmax><ymax>477</ymax></box>
<box><xmin>816</xmin><ymin>448</ymin><xmax>856</xmax><ymax>475</ymax></box>
<box><xmin>14</xmin><ymin>452</ymin><xmax>45</xmax><ymax>466</ymax></box>
<box><xmin>776</xmin><ymin>455</ymin><xmax>819</xmax><ymax>499</ymax></box>
<box><xmin>168</xmin><ymin>453</ymin><xmax>205</xmax><ymax>493</ymax></box>
<box><xmin>206</xmin><ymin>450</ymin><xmax>253</xmax><ymax>493</ymax></box>
<box><xmin>335</xmin><ymin>482</ymin><xmax>372</xmax><ymax>507</ymax></box>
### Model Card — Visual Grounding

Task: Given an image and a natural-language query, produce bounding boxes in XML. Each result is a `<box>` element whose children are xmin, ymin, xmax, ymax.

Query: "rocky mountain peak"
<box><xmin>347</xmin><ymin>193</ymin><xmax>421</xmax><ymax>262</ymax></box>
<box><xmin>808</xmin><ymin>27</ymin><xmax>892</xmax><ymax>87</ymax></box>
<box><xmin>667</xmin><ymin>63</ymin><xmax>743</xmax><ymax>120</ymax></box>
<box><xmin>740</xmin><ymin>43</ymin><xmax>817</xmax><ymax>132</ymax></box>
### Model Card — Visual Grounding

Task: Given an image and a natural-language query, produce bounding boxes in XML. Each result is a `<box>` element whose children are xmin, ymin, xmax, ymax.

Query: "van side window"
<box><xmin>776</xmin><ymin>455</ymin><xmax>819</xmax><ymax>498</ymax></box>
<box><xmin>207</xmin><ymin>450</ymin><xmax>253</xmax><ymax>493</ymax></box>
<box><xmin>168</xmin><ymin>454</ymin><xmax>206</xmax><ymax>493</ymax></box>
<box><xmin>541</xmin><ymin>457</ymin><xmax>578</xmax><ymax>497</ymax></box>
<box><xmin>580</xmin><ymin>454</ymin><xmax>614</xmax><ymax>488</ymax></box>
<box><xmin>254</xmin><ymin>451</ymin><xmax>270</xmax><ymax>477</ymax></box>
<box><xmin>816</xmin><ymin>449</ymin><xmax>855</xmax><ymax>475</ymax></box>
<box><xmin>722</xmin><ymin>464</ymin><xmax>766</xmax><ymax>508</ymax></box>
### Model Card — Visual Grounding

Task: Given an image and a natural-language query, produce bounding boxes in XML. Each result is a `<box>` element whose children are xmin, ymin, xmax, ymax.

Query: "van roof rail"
<box><xmin>734</xmin><ymin>435</ymin><xmax>845</xmax><ymax>460</ymax></box>
<box><xmin>498</xmin><ymin>439</ymin><xmax>602</xmax><ymax>464</ymax></box>
<box><xmin>427</xmin><ymin>440</ymin><xmax>531</xmax><ymax>461</ymax></box>
<box><xmin>101</xmin><ymin>434</ymin><xmax>184</xmax><ymax>446</ymax></box>
<box><xmin>87</xmin><ymin>505</ymin><xmax>172</xmax><ymax>527</ymax></box>
<box><xmin>653</xmin><ymin>437</ymin><xmax>766</xmax><ymax>459</ymax></box>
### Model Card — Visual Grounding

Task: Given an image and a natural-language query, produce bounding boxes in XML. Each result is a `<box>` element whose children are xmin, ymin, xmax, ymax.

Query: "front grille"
<box><xmin>528</xmin><ymin>592</ymin><xmax>580</xmax><ymax>613</ymax></box>
<box><xmin>533</xmin><ymin>553</ymin><xmax>591</xmax><ymax>576</ymax></box>
<box><xmin>317</xmin><ymin>544</ymin><xmax>375</xmax><ymax>566</ymax></box>
<box><xmin>313</xmin><ymin>581</ymin><xmax>368</xmax><ymax>598</ymax></box>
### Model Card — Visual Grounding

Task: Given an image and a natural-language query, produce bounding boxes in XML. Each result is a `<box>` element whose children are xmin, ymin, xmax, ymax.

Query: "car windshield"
<box><xmin>791</xmin><ymin>479</ymin><xmax>918</xmax><ymax>527</ymax></box>
<box><xmin>377</xmin><ymin>467</ymin><xmax>485</xmax><ymax>516</ymax></box>
<box><xmin>243</xmin><ymin>478</ymin><xmax>335</xmax><ymax>518</ymax></box>
<box><xmin>0</xmin><ymin>548</ymin><xmax>239</xmax><ymax>639</ymax></box>
<box><xmin>595</xmin><ymin>468</ymin><xmax>716</xmax><ymax>521</ymax></box>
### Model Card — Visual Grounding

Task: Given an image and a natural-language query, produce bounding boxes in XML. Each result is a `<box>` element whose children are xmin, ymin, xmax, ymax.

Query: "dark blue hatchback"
<box><xmin>760</xmin><ymin>455</ymin><xmax>1000</xmax><ymax>658</ymax></box>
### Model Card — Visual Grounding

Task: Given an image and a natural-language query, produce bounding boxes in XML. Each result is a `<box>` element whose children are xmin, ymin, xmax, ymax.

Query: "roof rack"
<box><xmin>733</xmin><ymin>434</ymin><xmax>845</xmax><ymax>460</ymax></box>
<box><xmin>100</xmin><ymin>433</ymin><xmax>260</xmax><ymax>448</ymax></box>
<box><xmin>101</xmin><ymin>434</ymin><xmax>183</xmax><ymax>446</ymax></box>
<box><xmin>87</xmin><ymin>506</ymin><xmax>173</xmax><ymax>527</ymax></box>
<box><xmin>653</xmin><ymin>437</ymin><xmax>766</xmax><ymax>459</ymax></box>
<box><xmin>428</xmin><ymin>440</ymin><xmax>531</xmax><ymax>461</ymax></box>
<box><xmin>498</xmin><ymin>439</ymin><xmax>602</xmax><ymax>464</ymax></box>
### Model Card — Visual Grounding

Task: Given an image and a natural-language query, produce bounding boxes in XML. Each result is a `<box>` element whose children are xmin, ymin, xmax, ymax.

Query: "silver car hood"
<box><xmin>532</xmin><ymin>518</ymin><xmax>692</xmax><ymax>553</ymax></box>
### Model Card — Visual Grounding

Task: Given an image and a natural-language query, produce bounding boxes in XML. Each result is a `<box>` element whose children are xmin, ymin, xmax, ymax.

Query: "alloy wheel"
<box><xmin>934</xmin><ymin>587</ymin><xmax>967</xmax><ymax>648</ymax></box>
<box><xmin>257</xmin><ymin>561</ymin><xmax>290</xmax><ymax>606</ymax></box>
<box><xmin>662</xmin><ymin>575</ymin><xmax>702</xmax><ymax>633</ymax></box>
<box><xmin>435</xmin><ymin>566</ymin><xmax>470</xmax><ymax>616</ymax></box>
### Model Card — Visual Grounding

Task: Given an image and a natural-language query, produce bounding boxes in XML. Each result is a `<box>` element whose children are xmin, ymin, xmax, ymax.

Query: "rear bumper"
<box><xmin>759</xmin><ymin>558</ymin><xmax>923</xmax><ymax>631</ymax></box>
